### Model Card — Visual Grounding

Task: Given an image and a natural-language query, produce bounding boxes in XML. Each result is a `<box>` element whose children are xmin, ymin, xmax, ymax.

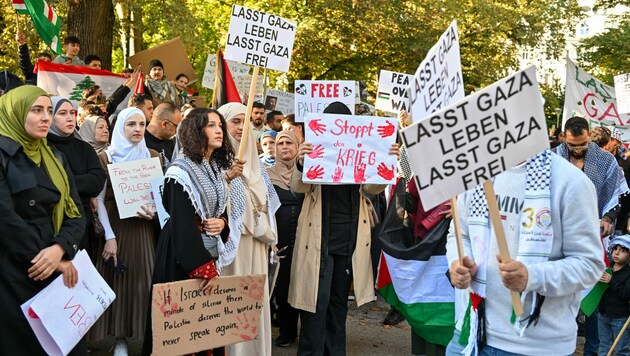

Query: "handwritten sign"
<box><xmin>265</xmin><ymin>89</ymin><xmax>294</xmax><ymax>114</ymax></box>
<box><xmin>234</xmin><ymin>74</ymin><xmax>265</xmax><ymax>103</ymax></box>
<box><xmin>563</xmin><ymin>58</ymin><xmax>630</xmax><ymax>129</ymax></box>
<box><xmin>294</xmin><ymin>80</ymin><xmax>356</xmax><ymax>122</ymax></box>
<box><xmin>107</xmin><ymin>157</ymin><xmax>163</xmax><ymax>219</ymax></box>
<box><xmin>303</xmin><ymin>113</ymin><xmax>397</xmax><ymax>184</ymax></box>
<box><xmin>201</xmin><ymin>53</ymin><xmax>251</xmax><ymax>89</ymax></box>
<box><xmin>376</xmin><ymin>70</ymin><xmax>413</xmax><ymax>113</ymax></box>
<box><xmin>614</xmin><ymin>73</ymin><xmax>630</xmax><ymax>115</ymax></box>
<box><xmin>225</xmin><ymin>5</ymin><xmax>297</xmax><ymax>72</ymax></box>
<box><xmin>151</xmin><ymin>275</ymin><xmax>266</xmax><ymax>355</ymax></box>
<box><xmin>409</xmin><ymin>20</ymin><xmax>464</xmax><ymax>123</ymax></box>
<box><xmin>401</xmin><ymin>65</ymin><xmax>548</xmax><ymax>210</ymax></box>
<box><xmin>21</xmin><ymin>250</ymin><xmax>115</xmax><ymax>356</ymax></box>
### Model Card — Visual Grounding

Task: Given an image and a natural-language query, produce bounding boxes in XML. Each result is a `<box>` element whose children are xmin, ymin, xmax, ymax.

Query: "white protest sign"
<box><xmin>21</xmin><ymin>250</ymin><xmax>115</xmax><ymax>356</ymax></box>
<box><xmin>563</xmin><ymin>58</ymin><xmax>630</xmax><ymax>127</ymax></box>
<box><xmin>409</xmin><ymin>20</ymin><xmax>464</xmax><ymax>123</ymax></box>
<box><xmin>201</xmin><ymin>53</ymin><xmax>251</xmax><ymax>89</ymax></box>
<box><xmin>234</xmin><ymin>75</ymin><xmax>265</xmax><ymax>102</ymax></box>
<box><xmin>401</xmin><ymin>65</ymin><xmax>548</xmax><ymax>210</ymax></box>
<box><xmin>107</xmin><ymin>157</ymin><xmax>163</xmax><ymax>219</ymax></box>
<box><xmin>614</xmin><ymin>73</ymin><xmax>630</xmax><ymax>115</ymax></box>
<box><xmin>376</xmin><ymin>70</ymin><xmax>413</xmax><ymax>114</ymax></box>
<box><xmin>225</xmin><ymin>5</ymin><xmax>297</xmax><ymax>72</ymax></box>
<box><xmin>303</xmin><ymin>113</ymin><xmax>397</xmax><ymax>184</ymax></box>
<box><xmin>151</xmin><ymin>177</ymin><xmax>169</xmax><ymax>228</ymax></box>
<box><xmin>294</xmin><ymin>80</ymin><xmax>356</xmax><ymax>122</ymax></box>
<box><xmin>265</xmin><ymin>89</ymin><xmax>294</xmax><ymax>114</ymax></box>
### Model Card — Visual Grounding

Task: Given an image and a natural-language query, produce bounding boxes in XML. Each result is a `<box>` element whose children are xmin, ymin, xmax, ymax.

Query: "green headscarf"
<box><xmin>0</xmin><ymin>86</ymin><xmax>81</xmax><ymax>234</ymax></box>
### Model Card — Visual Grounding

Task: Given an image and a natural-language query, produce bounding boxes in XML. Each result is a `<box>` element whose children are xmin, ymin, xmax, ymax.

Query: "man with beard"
<box><xmin>252</xmin><ymin>102</ymin><xmax>267</xmax><ymax>142</ymax></box>
<box><xmin>554</xmin><ymin>116</ymin><xmax>628</xmax><ymax>356</ymax></box>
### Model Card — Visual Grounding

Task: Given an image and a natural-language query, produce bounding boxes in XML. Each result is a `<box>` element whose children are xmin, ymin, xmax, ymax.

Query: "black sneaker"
<box><xmin>383</xmin><ymin>308</ymin><xmax>405</xmax><ymax>325</ymax></box>
<box><xmin>275</xmin><ymin>335</ymin><xmax>298</xmax><ymax>347</ymax></box>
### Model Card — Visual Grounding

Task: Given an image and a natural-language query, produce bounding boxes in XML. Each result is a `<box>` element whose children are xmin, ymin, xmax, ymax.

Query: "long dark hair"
<box><xmin>178</xmin><ymin>108</ymin><xmax>234</xmax><ymax>169</ymax></box>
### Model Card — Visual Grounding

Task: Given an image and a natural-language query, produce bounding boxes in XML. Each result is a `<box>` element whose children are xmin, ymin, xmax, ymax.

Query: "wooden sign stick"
<box><xmin>237</xmin><ymin>65</ymin><xmax>260</xmax><ymax>160</ymax></box>
<box><xmin>483</xmin><ymin>180</ymin><xmax>524</xmax><ymax>316</ymax></box>
<box><xmin>450</xmin><ymin>196</ymin><xmax>465</xmax><ymax>264</ymax></box>
<box><xmin>607</xmin><ymin>315</ymin><xmax>630</xmax><ymax>356</ymax></box>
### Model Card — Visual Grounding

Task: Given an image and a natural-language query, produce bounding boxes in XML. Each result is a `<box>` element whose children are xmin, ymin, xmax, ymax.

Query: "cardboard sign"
<box><xmin>409</xmin><ymin>20</ymin><xmax>465</xmax><ymax>123</ymax></box>
<box><xmin>107</xmin><ymin>157</ymin><xmax>163</xmax><ymax>219</ymax></box>
<box><xmin>614</xmin><ymin>73</ymin><xmax>630</xmax><ymax>115</ymax></box>
<box><xmin>563</xmin><ymin>58</ymin><xmax>630</xmax><ymax>128</ymax></box>
<box><xmin>376</xmin><ymin>70</ymin><xmax>413</xmax><ymax>113</ymax></box>
<box><xmin>151</xmin><ymin>275</ymin><xmax>266</xmax><ymax>355</ymax></box>
<box><xmin>225</xmin><ymin>5</ymin><xmax>297</xmax><ymax>72</ymax></box>
<box><xmin>401</xmin><ymin>65</ymin><xmax>548</xmax><ymax>210</ymax></box>
<box><xmin>234</xmin><ymin>75</ymin><xmax>265</xmax><ymax>103</ymax></box>
<box><xmin>21</xmin><ymin>250</ymin><xmax>115</xmax><ymax>356</ymax></box>
<box><xmin>265</xmin><ymin>89</ymin><xmax>294</xmax><ymax>114</ymax></box>
<box><xmin>294</xmin><ymin>80</ymin><xmax>356</xmax><ymax>122</ymax></box>
<box><xmin>303</xmin><ymin>113</ymin><xmax>397</xmax><ymax>184</ymax></box>
<box><xmin>128</xmin><ymin>37</ymin><xmax>197</xmax><ymax>83</ymax></box>
<box><xmin>201</xmin><ymin>53</ymin><xmax>251</xmax><ymax>89</ymax></box>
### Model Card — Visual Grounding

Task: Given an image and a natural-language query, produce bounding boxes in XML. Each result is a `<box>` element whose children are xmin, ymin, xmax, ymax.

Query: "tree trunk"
<box><xmin>115</xmin><ymin>2</ymin><xmax>129</xmax><ymax>68</ymax></box>
<box><xmin>130</xmin><ymin>5</ymin><xmax>143</xmax><ymax>55</ymax></box>
<box><xmin>66</xmin><ymin>0</ymin><xmax>115</xmax><ymax>70</ymax></box>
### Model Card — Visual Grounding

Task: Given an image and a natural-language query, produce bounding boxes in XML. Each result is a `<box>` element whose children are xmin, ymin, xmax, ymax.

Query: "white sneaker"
<box><xmin>113</xmin><ymin>339</ymin><xmax>128</xmax><ymax>356</ymax></box>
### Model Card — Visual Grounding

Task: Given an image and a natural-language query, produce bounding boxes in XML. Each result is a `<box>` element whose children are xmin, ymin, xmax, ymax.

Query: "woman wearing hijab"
<box><xmin>79</xmin><ymin>115</ymin><xmax>110</xmax><ymax>154</ymax></box>
<box><xmin>290</xmin><ymin>101</ymin><xmax>400</xmax><ymax>355</ymax></box>
<box><xmin>47</xmin><ymin>97</ymin><xmax>106</xmax><ymax>259</ymax></box>
<box><xmin>90</xmin><ymin>107</ymin><xmax>160</xmax><ymax>356</ymax></box>
<box><xmin>143</xmin><ymin>108</ymin><xmax>233</xmax><ymax>355</ymax></box>
<box><xmin>267</xmin><ymin>130</ymin><xmax>303</xmax><ymax>347</ymax></box>
<box><xmin>0</xmin><ymin>86</ymin><xmax>84</xmax><ymax>354</ymax></box>
<box><xmin>217</xmin><ymin>102</ymin><xmax>280</xmax><ymax>356</ymax></box>
<box><xmin>145</xmin><ymin>59</ymin><xmax>179</xmax><ymax>108</ymax></box>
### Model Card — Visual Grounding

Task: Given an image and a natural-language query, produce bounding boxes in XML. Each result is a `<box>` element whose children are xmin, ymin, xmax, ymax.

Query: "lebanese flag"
<box><xmin>211</xmin><ymin>49</ymin><xmax>242</xmax><ymax>108</ymax></box>
<box><xmin>376</xmin><ymin>180</ymin><xmax>455</xmax><ymax>346</ymax></box>
<box><xmin>36</xmin><ymin>60</ymin><xmax>126</xmax><ymax>101</ymax></box>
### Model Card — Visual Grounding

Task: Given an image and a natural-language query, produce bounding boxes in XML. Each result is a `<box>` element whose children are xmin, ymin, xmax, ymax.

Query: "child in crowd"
<box><xmin>598</xmin><ymin>235</ymin><xmax>630</xmax><ymax>356</ymax></box>
<box><xmin>53</xmin><ymin>36</ymin><xmax>85</xmax><ymax>66</ymax></box>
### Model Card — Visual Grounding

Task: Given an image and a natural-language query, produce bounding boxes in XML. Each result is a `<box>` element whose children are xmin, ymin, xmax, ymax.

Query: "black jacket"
<box><xmin>0</xmin><ymin>135</ymin><xmax>85</xmax><ymax>355</ymax></box>
<box><xmin>18</xmin><ymin>43</ymin><xmax>37</xmax><ymax>85</ymax></box>
<box><xmin>600</xmin><ymin>263</ymin><xmax>630</xmax><ymax>318</ymax></box>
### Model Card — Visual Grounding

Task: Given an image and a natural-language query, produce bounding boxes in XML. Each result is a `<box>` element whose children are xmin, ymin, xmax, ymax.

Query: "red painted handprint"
<box><xmin>331</xmin><ymin>167</ymin><xmax>344</xmax><ymax>182</ymax></box>
<box><xmin>308</xmin><ymin>144</ymin><xmax>325</xmax><ymax>159</ymax></box>
<box><xmin>306</xmin><ymin>165</ymin><xmax>324</xmax><ymax>180</ymax></box>
<box><xmin>377</xmin><ymin>120</ymin><xmax>395</xmax><ymax>138</ymax></box>
<box><xmin>240</xmin><ymin>276</ymin><xmax>264</xmax><ymax>301</ymax></box>
<box><xmin>232</xmin><ymin>314</ymin><xmax>259</xmax><ymax>341</ymax></box>
<box><xmin>308</xmin><ymin>119</ymin><xmax>327</xmax><ymax>136</ymax></box>
<box><xmin>354</xmin><ymin>163</ymin><xmax>367</xmax><ymax>183</ymax></box>
<box><xmin>377</xmin><ymin>163</ymin><xmax>395</xmax><ymax>180</ymax></box>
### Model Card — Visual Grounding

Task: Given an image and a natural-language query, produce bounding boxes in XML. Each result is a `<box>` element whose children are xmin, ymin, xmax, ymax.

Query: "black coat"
<box><xmin>600</xmin><ymin>264</ymin><xmax>630</xmax><ymax>318</ymax></box>
<box><xmin>273</xmin><ymin>185</ymin><xmax>304</xmax><ymax>297</ymax></box>
<box><xmin>0</xmin><ymin>136</ymin><xmax>85</xmax><ymax>355</ymax></box>
<box><xmin>18</xmin><ymin>43</ymin><xmax>37</xmax><ymax>86</ymax></box>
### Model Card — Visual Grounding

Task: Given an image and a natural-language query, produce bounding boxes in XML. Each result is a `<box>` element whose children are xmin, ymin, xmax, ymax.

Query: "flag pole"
<box><xmin>450</xmin><ymin>196</ymin><xmax>465</xmax><ymax>264</ymax></box>
<box><xmin>237</xmin><ymin>66</ymin><xmax>260</xmax><ymax>160</ymax></box>
<box><xmin>483</xmin><ymin>180</ymin><xmax>524</xmax><ymax>316</ymax></box>
<box><xmin>607</xmin><ymin>315</ymin><xmax>630</xmax><ymax>356</ymax></box>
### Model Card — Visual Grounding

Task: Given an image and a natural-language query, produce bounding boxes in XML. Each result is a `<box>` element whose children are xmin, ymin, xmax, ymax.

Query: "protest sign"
<box><xmin>21</xmin><ymin>250</ymin><xmax>115</xmax><ymax>356</ymax></box>
<box><xmin>128</xmin><ymin>37</ymin><xmax>196</xmax><ymax>83</ymax></box>
<box><xmin>151</xmin><ymin>178</ymin><xmax>169</xmax><ymax>229</ymax></box>
<box><xmin>294</xmin><ymin>80</ymin><xmax>356</xmax><ymax>122</ymax></box>
<box><xmin>225</xmin><ymin>5</ymin><xmax>297</xmax><ymax>72</ymax></box>
<box><xmin>409</xmin><ymin>20</ymin><xmax>464</xmax><ymax>123</ymax></box>
<box><xmin>151</xmin><ymin>275</ymin><xmax>266</xmax><ymax>355</ymax></box>
<box><xmin>303</xmin><ymin>112</ymin><xmax>397</xmax><ymax>184</ymax></box>
<box><xmin>401</xmin><ymin>65</ymin><xmax>548</xmax><ymax>210</ymax></box>
<box><xmin>376</xmin><ymin>70</ymin><xmax>413</xmax><ymax>113</ymax></box>
<box><xmin>201</xmin><ymin>53</ymin><xmax>251</xmax><ymax>89</ymax></box>
<box><xmin>107</xmin><ymin>157</ymin><xmax>163</xmax><ymax>219</ymax></box>
<box><xmin>234</xmin><ymin>74</ymin><xmax>265</xmax><ymax>102</ymax></box>
<box><xmin>265</xmin><ymin>89</ymin><xmax>294</xmax><ymax>114</ymax></box>
<box><xmin>563</xmin><ymin>59</ymin><xmax>630</xmax><ymax>131</ymax></box>
<box><xmin>614</xmin><ymin>73</ymin><xmax>630</xmax><ymax>115</ymax></box>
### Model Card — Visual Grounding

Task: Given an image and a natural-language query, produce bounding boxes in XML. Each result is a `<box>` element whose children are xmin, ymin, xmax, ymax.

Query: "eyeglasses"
<box><xmin>566</xmin><ymin>142</ymin><xmax>589</xmax><ymax>151</ymax></box>
<box><xmin>163</xmin><ymin>118</ymin><xmax>179</xmax><ymax>128</ymax></box>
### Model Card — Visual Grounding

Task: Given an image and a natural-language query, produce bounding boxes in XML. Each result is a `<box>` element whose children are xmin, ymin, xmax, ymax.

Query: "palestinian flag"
<box><xmin>580</xmin><ymin>237</ymin><xmax>611</xmax><ymax>316</ymax></box>
<box><xmin>376</xmin><ymin>180</ymin><xmax>455</xmax><ymax>346</ymax></box>
<box><xmin>377</xmin><ymin>91</ymin><xmax>390</xmax><ymax>100</ymax></box>
<box><xmin>36</xmin><ymin>60</ymin><xmax>126</xmax><ymax>101</ymax></box>
<box><xmin>211</xmin><ymin>49</ymin><xmax>241</xmax><ymax>109</ymax></box>
<box><xmin>20</xmin><ymin>0</ymin><xmax>62</xmax><ymax>54</ymax></box>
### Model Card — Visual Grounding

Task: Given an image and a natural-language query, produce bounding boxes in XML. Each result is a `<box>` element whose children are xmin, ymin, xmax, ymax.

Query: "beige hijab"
<box><xmin>267</xmin><ymin>130</ymin><xmax>299</xmax><ymax>190</ymax></box>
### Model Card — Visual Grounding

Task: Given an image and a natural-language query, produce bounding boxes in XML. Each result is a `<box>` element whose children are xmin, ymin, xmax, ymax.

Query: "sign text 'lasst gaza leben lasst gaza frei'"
<box><xmin>401</xmin><ymin>65</ymin><xmax>549</xmax><ymax>210</ymax></box>
<box><xmin>224</xmin><ymin>5</ymin><xmax>297</xmax><ymax>72</ymax></box>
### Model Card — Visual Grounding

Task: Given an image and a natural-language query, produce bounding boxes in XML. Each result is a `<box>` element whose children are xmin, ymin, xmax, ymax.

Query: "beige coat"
<box><xmin>287</xmin><ymin>168</ymin><xmax>385</xmax><ymax>313</ymax></box>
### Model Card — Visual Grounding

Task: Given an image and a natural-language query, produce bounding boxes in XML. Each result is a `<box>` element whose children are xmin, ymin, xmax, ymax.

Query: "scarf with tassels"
<box><xmin>458</xmin><ymin>149</ymin><xmax>553</xmax><ymax>355</ymax></box>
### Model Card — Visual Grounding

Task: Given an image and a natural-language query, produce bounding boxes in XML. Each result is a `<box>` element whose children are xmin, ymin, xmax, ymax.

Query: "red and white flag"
<box><xmin>12</xmin><ymin>0</ymin><xmax>27</xmax><ymax>13</ymax></box>
<box><xmin>36</xmin><ymin>61</ymin><xmax>126</xmax><ymax>101</ymax></box>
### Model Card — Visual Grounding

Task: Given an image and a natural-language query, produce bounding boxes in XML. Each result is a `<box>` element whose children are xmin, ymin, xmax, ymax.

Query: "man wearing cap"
<box><xmin>145</xmin><ymin>59</ymin><xmax>179</xmax><ymax>108</ymax></box>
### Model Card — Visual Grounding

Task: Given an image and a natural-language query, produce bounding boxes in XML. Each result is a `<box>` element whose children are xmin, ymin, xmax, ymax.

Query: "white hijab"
<box><xmin>106</xmin><ymin>107</ymin><xmax>151</xmax><ymax>163</ymax></box>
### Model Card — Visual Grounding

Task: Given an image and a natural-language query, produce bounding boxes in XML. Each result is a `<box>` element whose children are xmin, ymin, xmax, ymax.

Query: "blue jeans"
<box><xmin>598</xmin><ymin>314</ymin><xmax>629</xmax><ymax>356</ymax></box>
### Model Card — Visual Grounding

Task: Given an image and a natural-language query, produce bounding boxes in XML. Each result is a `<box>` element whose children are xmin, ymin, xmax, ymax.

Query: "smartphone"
<box><xmin>106</xmin><ymin>257</ymin><xmax>127</xmax><ymax>275</ymax></box>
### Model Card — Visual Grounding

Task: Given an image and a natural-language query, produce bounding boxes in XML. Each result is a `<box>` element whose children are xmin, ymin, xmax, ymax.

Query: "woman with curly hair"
<box><xmin>143</xmin><ymin>108</ymin><xmax>235</xmax><ymax>355</ymax></box>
